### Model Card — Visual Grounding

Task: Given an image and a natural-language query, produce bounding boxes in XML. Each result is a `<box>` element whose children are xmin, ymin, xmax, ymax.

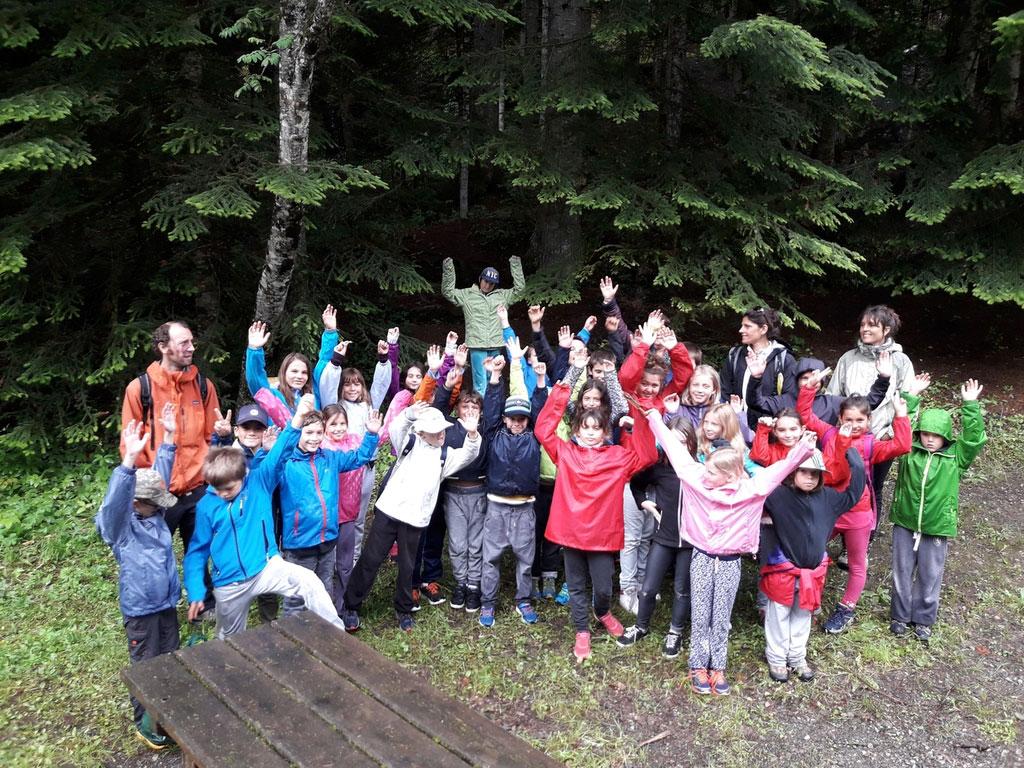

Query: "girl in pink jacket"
<box><xmin>648</xmin><ymin>412</ymin><xmax>814</xmax><ymax>697</ymax></box>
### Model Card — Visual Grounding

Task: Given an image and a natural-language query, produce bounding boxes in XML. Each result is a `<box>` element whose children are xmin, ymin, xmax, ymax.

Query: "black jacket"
<box><xmin>720</xmin><ymin>343</ymin><xmax>797</xmax><ymax>430</ymax></box>
<box><xmin>630</xmin><ymin>459</ymin><xmax>691</xmax><ymax>549</ymax></box>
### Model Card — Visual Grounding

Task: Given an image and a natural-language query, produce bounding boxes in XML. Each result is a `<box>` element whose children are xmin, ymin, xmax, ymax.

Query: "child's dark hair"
<box><xmin>683</xmin><ymin>341</ymin><xmax>702</xmax><ymax>367</ymax></box>
<box><xmin>589</xmin><ymin>349</ymin><xmax>615</xmax><ymax>370</ymax></box>
<box><xmin>457</xmin><ymin>390</ymin><xmax>484</xmax><ymax>409</ymax></box>
<box><xmin>859</xmin><ymin>305</ymin><xmax>902</xmax><ymax>339</ymax></box>
<box><xmin>204</xmin><ymin>447</ymin><xmax>247</xmax><ymax>487</ymax></box>
<box><xmin>743</xmin><ymin>307</ymin><xmax>782</xmax><ymax>340</ymax></box>
<box><xmin>839</xmin><ymin>395</ymin><xmax>871</xmax><ymax>418</ymax></box>
<box><xmin>785</xmin><ymin>467</ymin><xmax>824</xmax><ymax>492</ymax></box>
<box><xmin>300</xmin><ymin>410</ymin><xmax>325</xmax><ymax>428</ymax></box>
<box><xmin>322</xmin><ymin>403</ymin><xmax>347</xmax><ymax>425</ymax></box>
<box><xmin>277</xmin><ymin>352</ymin><xmax>313</xmax><ymax>409</ymax></box>
<box><xmin>643</xmin><ymin>361</ymin><xmax>667</xmax><ymax>380</ymax></box>
<box><xmin>576</xmin><ymin>378</ymin><xmax>610</xmax><ymax>408</ymax></box>
<box><xmin>571</xmin><ymin>406</ymin><xmax>610</xmax><ymax>436</ymax></box>
<box><xmin>775</xmin><ymin>408</ymin><xmax>802</xmax><ymax>426</ymax></box>
<box><xmin>665</xmin><ymin>415</ymin><xmax>698</xmax><ymax>460</ymax></box>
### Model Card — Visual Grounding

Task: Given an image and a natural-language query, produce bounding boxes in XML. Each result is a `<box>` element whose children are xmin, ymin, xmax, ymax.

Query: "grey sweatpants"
<box><xmin>688</xmin><ymin>550</ymin><xmax>742</xmax><ymax>671</ymax></box>
<box><xmin>282</xmin><ymin>544</ymin><xmax>336</xmax><ymax>617</ymax></box>
<box><xmin>481</xmin><ymin>500</ymin><xmax>536</xmax><ymax>606</ymax></box>
<box><xmin>764</xmin><ymin>586</ymin><xmax>812</xmax><ymax>668</ymax></box>
<box><xmin>213</xmin><ymin>555</ymin><xmax>345</xmax><ymax>638</ymax></box>
<box><xmin>444</xmin><ymin>488</ymin><xmax>487</xmax><ymax>588</ymax></box>
<box><xmin>891</xmin><ymin>525</ymin><xmax>949</xmax><ymax>627</ymax></box>
<box><xmin>619</xmin><ymin>486</ymin><xmax>657</xmax><ymax>592</ymax></box>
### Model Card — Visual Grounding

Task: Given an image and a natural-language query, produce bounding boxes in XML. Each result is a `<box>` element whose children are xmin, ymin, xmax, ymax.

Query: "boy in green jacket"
<box><xmin>889</xmin><ymin>378</ymin><xmax>986</xmax><ymax>643</ymax></box>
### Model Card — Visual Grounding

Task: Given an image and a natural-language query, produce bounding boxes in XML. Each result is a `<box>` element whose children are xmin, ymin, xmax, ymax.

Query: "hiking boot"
<box><xmin>479</xmin><ymin>606</ymin><xmax>495</xmax><ymax>628</ymax></box>
<box><xmin>420</xmin><ymin>581</ymin><xmax>445</xmax><ymax>605</ymax></box>
<box><xmin>790</xmin><ymin>662</ymin><xmax>815</xmax><ymax>682</ymax></box>
<box><xmin>618</xmin><ymin>588</ymin><xmax>639</xmax><ymax>615</ymax></box>
<box><xmin>688</xmin><ymin>668</ymin><xmax>711</xmax><ymax>695</ymax></box>
<box><xmin>595</xmin><ymin>611</ymin><xmax>625</xmax><ymax>638</ymax></box>
<box><xmin>573</xmin><ymin>631</ymin><xmax>591</xmax><ymax>662</ymax></box>
<box><xmin>555</xmin><ymin>582</ymin><xmax>570</xmax><ymax>606</ymax></box>
<box><xmin>661</xmin><ymin>631</ymin><xmax>683</xmax><ymax>659</ymax></box>
<box><xmin>340</xmin><ymin>609</ymin><xmax>360</xmax><ymax>632</ymax></box>
<box><xmin>397</xmin><ymin>612</ymin><xmax>414</xmax><ymax>632</ymax></box>
<box><xmin>708</xmin><ymin>669</ymin><xmax>731</xmax><ymax>696</ymax></box>
<box><xmin>914</xmin><ymin>624</ymin><xmax>932</xmax><ymax>644</ymax></box>
<box><xmin>768</xmin><ymin>665</ymin><xmax>790</xmax><ymax>683</ymax></box>
<box><xmin>136</xmin><ymin>713</ymin><xmax>173</xmax><ymax>751</ymax></box>
<box><xmin>449</xmin><ymin>584</ymin><xmax>467</xmax><ymax>610</ymax></box>
<box><xmin>411</xmin><ymin>588</ymin><xmax>421</xmax><ymax>612</ymax></box>
<box><xmin>540</xmin><ymin>577</ymin><xmax>557</xmax><ymax>602</ymax></box>
<box><xmin>823</xmin><ymin>603</ymin><xmax>856</xmax><ymax>634</ymax></box>
<box><xmin>516</xmin><ymin>601</ymin><xmax>539</xmax><ymax>625</ymax></box>
<box><xmin>889</xmin><ymin>620</ymin><xmax>909</xmax><ymax>637</ymax></box>
<box><xmin>465</xmin><ymin>587</ymin><xmax>482</xmax><ymax>613</ymax></box>
<box><xmin>616</xmin><ymin>625</ymin><xmax>649</xmax><ymax>647</ymax></box>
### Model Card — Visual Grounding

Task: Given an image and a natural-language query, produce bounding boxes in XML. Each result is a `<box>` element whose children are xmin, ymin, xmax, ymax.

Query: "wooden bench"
<box><xmin>122</xmin><ymin>612</ymin><xmax>564</xmax><ymax>767</ymax></box>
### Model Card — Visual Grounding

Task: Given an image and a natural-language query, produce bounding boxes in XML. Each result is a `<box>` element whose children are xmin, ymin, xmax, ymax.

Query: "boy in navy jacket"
<box><xmin>95</xmin><ymin>404</ymin><xmax>180</xmax><ymax>750</ymax></box>
<box><xmin>183</xmin><ymin>395</ymin><xmax>346</xmax><ymax>638</ymax></box>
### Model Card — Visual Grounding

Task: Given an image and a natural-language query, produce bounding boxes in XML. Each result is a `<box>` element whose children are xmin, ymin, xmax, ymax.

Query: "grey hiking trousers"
<box><xmin>481</xmin><ymin>499</ymin><xmax>536</xmax><ymax>607</ymax></box>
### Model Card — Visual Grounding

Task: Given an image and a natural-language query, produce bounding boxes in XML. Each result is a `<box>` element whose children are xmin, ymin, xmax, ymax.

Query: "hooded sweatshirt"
<box><xmin>827</xmin><ymin>338</ymin><xmax>914</xmax><ymax>439</ymax></box>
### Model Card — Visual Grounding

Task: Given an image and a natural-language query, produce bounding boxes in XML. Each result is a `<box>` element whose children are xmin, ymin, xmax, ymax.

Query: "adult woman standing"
<box><xmin>719</xmin><ymin>307</ymin><xmax>797</xmax><ymax>432</ymax></box>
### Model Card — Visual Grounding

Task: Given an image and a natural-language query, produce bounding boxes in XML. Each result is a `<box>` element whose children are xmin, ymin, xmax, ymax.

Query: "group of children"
<box><xmin>100</xmin><ymin>265</ymin><xmax>988</xmax><ymax>747</ymax></box>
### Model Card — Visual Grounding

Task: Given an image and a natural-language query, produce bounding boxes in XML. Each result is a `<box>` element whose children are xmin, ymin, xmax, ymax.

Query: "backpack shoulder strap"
<box><xmin>402</xmin><ymin>433</ymin><xmax>417</xmax><ymax>457</ymax></box>
<box><xmin>197</xmin><ymin>372</ymin><xmax>209</xmax><ymax>404</ymax></box>
<box><xmin>137</xmin><ymin>373</ymin><xmax>155</xmax><ymax>449</ymax></box>
<box><xmin>440</xmin><ymin>444</ymin><xmax>448</xmax><ymax>463</ymax></box>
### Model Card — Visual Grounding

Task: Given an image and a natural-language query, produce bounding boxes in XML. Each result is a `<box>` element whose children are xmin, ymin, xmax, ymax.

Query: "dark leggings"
<box><xmin>562</xmin><ymin>548</ymin><xmax>615</xmax><ymax>632</ymax></box>
<box><xmin>531</xmin><ymin>483</ymin><xmax>562</xmax><ymax>578</ymax></box>
<box><xmin>871</xmin><ymin>458</ymin><xmax>894</xmax><ymax>533</ymax></box>
<box><xmin>637</xmin><ymin>542</ymin><xmax>692</xmax><ymax>633</ymax></box>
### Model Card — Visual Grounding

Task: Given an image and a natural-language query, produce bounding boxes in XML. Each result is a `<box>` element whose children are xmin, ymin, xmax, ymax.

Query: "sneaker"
<box><xmin>398</xmin><ymin>612</ymin><xmax>414</xmax><ymax>632</ymax></box>
<box><xmin>708</xmin><ymin>669</ymin><xmax>731</xmax><ymax>696</ymax></box>
<box><xmin>616</xmin><ymin>625</ymin><xmax>649</xmax><ymax>647</ymax></box>
<box><xmin>573</xmin><ymin>631</ymin><xmax>591</xmax><ymax>662</ymax></box>
<box><xmin>420</xmin><ymin>581</ymin><xmax>445</xmax><ymax>605</ymax></box>
<box><xmin>449</xmin><ymin>584</ymin><xmax>467</xmax><ymax>610</ymax></box>
<box><xmin>542</xmin><ymin>577</ymin><xmax>557</xmax><ymax>600</ymax></box>
<box><xmin>661</xmin><ymin>631</ymin><xmax>683</xmax><ymax>659</ymax></box>
<box><xmin>823</xmin><ymin>603</ymin><xmax>856</xmax><ymax>634</ymax></box>
<box><xmin>411</xmin><ymin>588</ymin><xmax>421</xmax><ymax>612</ymax></box>
<box><xmin>555</xmin><ymin>582</ymin><xmax>570</xmax><ymax>606</ymax></box>
<box><xmin>914</xmin><ymin>624</ymin><xmax>932</xmax><ymax>644</ymax></box>
<box><xmin>790</xmin><ymin>662</ymin><xmax>815</xmax><ymax>682</ymax></box>
<box><xmin>479</xmin><ymin>606</ymin><xmax>495</xmax><ymax>628</ymax></box>
<box><xmin>465</xmin><ymin>588</ymin><xmax>482</xmax><ymax>613</ymax></box>
<box><xmin>618</xmin><ymin>588</ymin><xmax>639</xmax><ymax>615</ymax></box>
<box><xmin>768</xmin><ymin>665</ymin><xmax>789</xmax><ymax>683</ymax></box>
<box><xmin>890</xmin><ymin>620</ymin><xmax>909</xmax><ymax>637</ymax></box>
<box><xmin>516</xmin><ymin>601</ymin><xmax>539</xmax><ymax>625</ymax></box>
<box><xmin>340</xmin><ymin>609</ymin><xmax>360</xmax><ymax>632</ymax></box>
<box><xmin>135</xmin><ymin>713</ymin><xmax>173</xmax><ymax>751</ymax></box>
<box><xmin>688</xmin><ymin>668</ymin><xmax>711</xmax><ymax>695</ymax></box>
<box><xmin>595</xmin><ymin>611</ymin><xmax>625</xmax><ymax>638</ymax></box>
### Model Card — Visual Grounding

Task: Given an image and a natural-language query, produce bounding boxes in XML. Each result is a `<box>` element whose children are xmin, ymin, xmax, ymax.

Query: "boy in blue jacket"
<box><xmin>183</xmin><ymin>394</ymin><xmax>346</xmax><ymax>638</ymax></box>
<box><xmin>278</xmin><ymin>406</ymin><xmax>381</xmax><ymax>615</ymax></box>
<box><xmin>95</xmin><ymin>404</ymin><xmax>180</xmax><ymax>750</ymax></box>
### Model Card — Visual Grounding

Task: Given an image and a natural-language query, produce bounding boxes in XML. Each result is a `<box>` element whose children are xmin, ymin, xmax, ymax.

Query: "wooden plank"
<box><xmin>122</xmin><ymin>653</ymin><xmax>289</xmax><ymax>768</ymax></box>
<box><xmin>181</xmin><ymin>637</ymin><xmax>379</xmax><ymax>768</ymax></box>
<box><xmin>277</xmin><ymin>613</ymin><xmax>563</xmax><ymax>768</ymax></box>
<box><xmin>228</xmin><ymin>625</ymin><xmax>467</xmax><ymax>768</ymax></box>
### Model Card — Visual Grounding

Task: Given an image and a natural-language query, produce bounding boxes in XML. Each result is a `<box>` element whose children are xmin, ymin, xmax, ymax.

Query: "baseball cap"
<box><xmin>479</xmin><ymin>266</ymin><xmax>500</xmax><ymax>286</ymax></box>
<box><xmin>503</xmin><ymin>397</ymin><xmax>531</xmax><ymax>417</ymax></box>
<box><xmin>235</xmin><ymin>403</ymin><xmax>270</xmax><ymax>428</ymax></box>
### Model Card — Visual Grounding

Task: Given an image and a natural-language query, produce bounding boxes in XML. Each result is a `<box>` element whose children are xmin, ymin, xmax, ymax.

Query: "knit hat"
<box><xmin>795</xmin><ymin>357</ymin><xmax>827</xmax><ymax>378</ymax></box>
<box><xmin>412</xmin><ymin>407</ymin><xmax>454</xmax><ymax>434</ymax></box>
<box><xmin>479</xmin><ymin>266</ymin><xmax>500</xmax><ymax>286</ymax></box>
<box><xmin>797</xmin><ymin>449</ymin><xmax>830</xmax><ymax>474</ymax></box>
<box><xmin>503</xmin><ymin>397</ymin><xmax>530</xmax><ymax>416</ymax></box>
<box><xmin>134</xmin><ymin>470</ymin><xmax>177</xmax><ymax>508</ymax></box>
<box><xmin>235</xmin><ymin>403</ymin><xmax>270</xmax><ymax>427</ymax></box>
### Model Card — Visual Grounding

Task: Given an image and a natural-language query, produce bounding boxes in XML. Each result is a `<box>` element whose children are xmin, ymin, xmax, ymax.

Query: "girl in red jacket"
<box><xmin>750</xmin><ymin>409</ymin><xmax>804</xmax><ymax>467</ymax></box>
<box><xmin>535</xmin><ymin>378</ymin><xmax>658</xmax><ymax>662</ymax></box>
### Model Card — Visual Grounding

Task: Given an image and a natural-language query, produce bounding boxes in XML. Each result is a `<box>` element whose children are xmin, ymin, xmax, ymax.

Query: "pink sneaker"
<box><xmin>595</xmin><ymin>611</ymin><xmax>625</xmax><ymax>638</ymax></box>
<box><xmin>573</xmin><ymin>631</ymin><xmax>591</xmax><ymax>662</ymax></box>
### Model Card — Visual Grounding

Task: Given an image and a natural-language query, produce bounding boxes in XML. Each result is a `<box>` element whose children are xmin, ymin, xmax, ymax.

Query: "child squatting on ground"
<box><xmin>889</xmin><ymin>379</ymin><xmax>987</xmax><ymax>644</ymax></box>
<box><xmin>96</xmin><ymin>404</ymin><xmax>181</xmax><ymax>750</ymax></box>
<box><xmin>183</xmin><ymin>394</ymin><xmax>348</xmax><ymax>638</ymax></box>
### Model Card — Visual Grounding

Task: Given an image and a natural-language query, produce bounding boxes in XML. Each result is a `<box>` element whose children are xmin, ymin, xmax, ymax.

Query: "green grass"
<box><xmin>1</xmin><ymin>389</ymin><xmax>1022</xmax><ymax>766</ymax></box>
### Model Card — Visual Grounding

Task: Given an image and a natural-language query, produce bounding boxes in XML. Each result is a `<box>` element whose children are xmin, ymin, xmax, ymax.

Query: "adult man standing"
<box><xmin>121</xmin><ymin>321</ymin><xmax>220</xmax><ymax>608</ymax></box>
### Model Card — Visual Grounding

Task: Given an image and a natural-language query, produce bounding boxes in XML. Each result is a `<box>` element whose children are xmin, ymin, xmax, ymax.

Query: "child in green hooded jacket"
<box><xmin>889</xmin><ymin>378</ymin><xmax>986</xmax><ymax>643</ymax></box>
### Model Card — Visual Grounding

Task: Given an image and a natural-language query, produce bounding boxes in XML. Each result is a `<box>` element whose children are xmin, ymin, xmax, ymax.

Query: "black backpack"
<box><xmin>137</xmin><ymin>371</ymin><xmax>210</xmax><ymax>448</ymax></box>
<box><xmin>376</xmin><ymin>433</ymin><xmax>448</xmax><ymax>496</ymax></box>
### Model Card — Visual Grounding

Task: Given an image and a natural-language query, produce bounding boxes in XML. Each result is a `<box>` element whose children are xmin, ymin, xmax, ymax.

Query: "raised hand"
<box><xmin>445</xmin><ymin>331</ymin><xmax>459</xmax><ymax>355</ymax></box>
<box><xmin>906</xmin><ymin>373</ymin><xmax>931</xmax><ymax>397</ymax></box>
<box><xmin>444</xmin><ymin>367</ymin><xmax>461</xmax><ymax>390</ymax></box>
<box><xmin>248</xmin><ymin>321</ymin><xmax>271</xmax><ymax>349</ymax></box>
<box><xmin>798</xmin><ymin>430</ymin><xmax>817</xmax><ymax>451</ymax></box>
<box><xmin>262</xmin><ymin>425</ymin><xmax>280</xmax><ymax>451</ymax></box>
<box><xmin>322</xmin><ymin>305</ymin><xmax>337</xmax><ymax>332</ymax></box>
<box><xmin>605</xmin><ymin>315</ymin><xmax>620</xmax><ymax>333</ymax></box>
<box><xmin>557</xmin><ymin>325</ymin><xmax>572</xmax><ymax>349</ymax></box>
<box><xmin>663</xmin><ymin>392</ymin><xmax>680</xmax><ymax>414</ymax></box>
<box><xmin>377</xmin><ymin>340</ymin><xmax>389</xmax><ymax>356</ymax></box>
<box><xmin>506</xmin><ymin>335</ymin><xmax>524</xmax><ymax>360</ymax></box>
<box><xmin>407</xmin><ymin>401</ymin><xmax>429</xmax><ymax>420</ymax></box>
<box><xmin>584</xmin><ymin>315</ymin><xmax>598</xmax><ymax>333</ymax></box>
<box><xmin>213</xmin><ymin>407</ymin><xmax>232</xmax><ymax>438</ymax></box>
<box><xmin>729</xmin><ymin>394</ymin><xmax>744</xmax><ymax>414</ymax></box>
<box><xmin>426</xmin><ymin>344</ymin><xmax>443</xmax><ymax>373</ymax></box>
<box><xmin>160</xmin><ymin>402</ymin><xmax>177</xmax><ymax>436</ymax></box>
<box><xmin>533</xmin><ymin>360</ymin><xmax>547</xmax><ymax>382</ymax></box>
<box><xmin>745</xmin><ymin>349</ymin><xmax>767</xmax><ymax>378</ymax></box>
<box><xmin>334</xmin><ymin>340</ymin><xmax>352</xmax><ymax>357</ymax></box>
<box><xmin>572</xmin><ymin>345</ymin><xmax>590</xmax><ymax>370</ymax></box>
<box><xmin>893</xmin><ymin>390</ymin><xmax>908</xmax><ymax>418</ymax></box>
<box><xmin>295</xmin><ymin>393</ymin><xmax>317</xmax><ymax>418</ymax></box>
<box><xmin>527</xmin><ymin>305</ymin><xmax>545</xmax><ymax>327</ymax></box>
<box><xmin>454</xmin><ymin>343</ymin><xmax>469</xmax><ymax>369</ymax></box>
<box><xmin>804</xmin><ymin>366</ymin><xmax>831</xmax><ymax>389</ymax></box>
<box><xmin>961</xmin><ymin>378</ymin><xmax>983</xmax><ymax>402</ymax></box>
<box><xmin>599</xmin><ymin>276</ymin><xmax>618</xmax><ymax>302</ymax></box>
<box><xmin>496</xmin><ymin>304</ymin><xmax>509</xmax><ymax>327</ymax></box>
<box><xmin>490</xmin><ymin>355</ymin><xmax>506</xmax><ymax>375</ymax></box>
<box><xmin>459</xmin><ymin>411</ymin><xmax>480</xmax><ymax>436</ymax></box>
<box><xmin>875</xmin><ymin>349</ymin><xmax>893</xmax><ymax>378</ymax></box>
<box><xmin>387</xmin><ymin>327</ymin><xmax>400</xmax><ymax>345</ymax></box>
<box><xmin>647</xmin><ymin>309</ymin><xmax>665</xmax><ymax>333</ymax></box>
<box><xmin>758</xmin><ymin>416</ymin><xmax>776</xmax><ymax>428</ymax></box>
<box><xmin>365</xmin><ymin>410</ymin><xmax>383</xmax><ymax>434</ymax></box>
<box><xmin>122</xmin><ymin>420</ymin><xmax>148</xmax><ymax>460</ymax></box>
<box><xmin>638</xmin><ymin>320</ymin><xmax>656</xmax><ymax>347</ymax></box>
<box><xmin>659</xmin><ymin>327</ymin><xmax>678</xmax><ymax>351</ymax></box>
<box><xmin>838</xmin><ymin>422</ymin><xmax>854</xmax><ymax>439</ymax></box>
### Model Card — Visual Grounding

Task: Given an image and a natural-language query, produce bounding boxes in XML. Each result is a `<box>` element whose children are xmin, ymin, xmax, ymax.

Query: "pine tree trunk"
<box><xmin>254</xmin><ymin>0</ymin><xmax>334</xmax><ymax>327</ymax></box>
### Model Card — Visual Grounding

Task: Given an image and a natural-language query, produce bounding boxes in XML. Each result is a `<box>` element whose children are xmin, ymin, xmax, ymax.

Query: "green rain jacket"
<box><xmin>890</xmin><ymin>394</ymin><xmax>986</xmax><ymax>538</ymax></box>
<box><xmin>441</xmin><ymin>256</ymin><xmax>526</xmax><ymax>348</ymax></box>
